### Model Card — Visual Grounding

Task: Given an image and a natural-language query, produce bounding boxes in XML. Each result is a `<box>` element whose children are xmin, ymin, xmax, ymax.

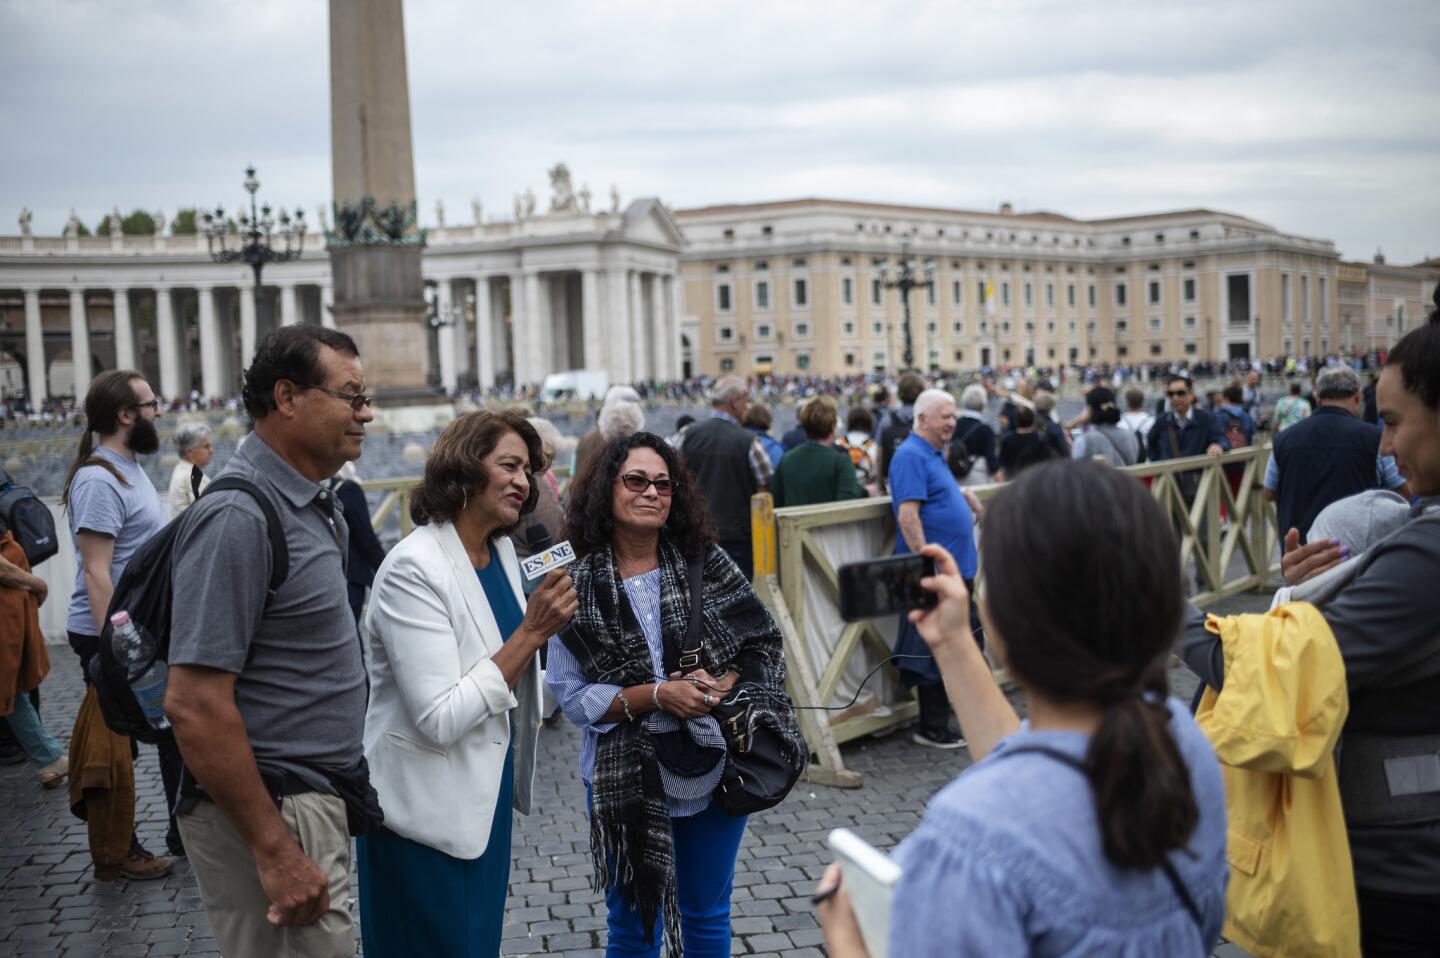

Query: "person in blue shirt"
<box><xmin>887</xmin><ymin>388</ymin><xmax>982</xmax><ymax>749</ymax></box>
<box><xmin>816</xmin><ymin>461</ymin><xmax>1228</xmax><ymax>957</ymax></box>
<box><xmin>741</xmin><ymin>404</ymin><xmax>785</xmax><ymax>470</ymax></box>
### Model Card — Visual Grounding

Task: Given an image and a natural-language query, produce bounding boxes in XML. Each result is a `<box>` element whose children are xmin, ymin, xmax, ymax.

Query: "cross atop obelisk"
<box><xmin>327</xmin><ymin>0</ymin><xmax>431</xmax><ymax>396</ymax></box>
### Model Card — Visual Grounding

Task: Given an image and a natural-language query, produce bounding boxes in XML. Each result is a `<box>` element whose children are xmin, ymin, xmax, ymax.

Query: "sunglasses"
<box><xmin>1165</xmin><ymin>390</ymin><xmax>1190</xmax><ymax>398</ymax></box>
<box><xmin>617</xmin><ymin>473</ymin><xmax>673</xmax><ymax>496</ymax></box>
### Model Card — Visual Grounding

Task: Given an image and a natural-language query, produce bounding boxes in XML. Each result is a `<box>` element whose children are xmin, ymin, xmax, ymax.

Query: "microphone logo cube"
<box><xmin>521</xmin><ymin>541</ymin><xmax>576</xmax><ymax>581</ymax></box>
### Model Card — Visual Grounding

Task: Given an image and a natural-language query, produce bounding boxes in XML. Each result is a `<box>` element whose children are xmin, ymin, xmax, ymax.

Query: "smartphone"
<box><xmin>837</xmin><ymin>554</ymin><xmax>937</xmax><ymax>623</ymax></box>
<box><xmin>827</xmin><ymin>828</ymin><xmax>902</xmax><ymax>958</ymax></box>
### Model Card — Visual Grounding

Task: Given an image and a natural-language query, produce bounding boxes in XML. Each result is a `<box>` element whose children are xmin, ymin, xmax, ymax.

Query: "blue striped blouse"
<box><xmin>545</xmin><ymin>570</ymin><xmax>712</xmax><ymax>818</ymax></box>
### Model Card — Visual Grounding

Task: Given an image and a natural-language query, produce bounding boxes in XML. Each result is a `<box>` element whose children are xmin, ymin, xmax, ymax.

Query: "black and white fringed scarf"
<box><xmin>558</xmin><ymin>536</ymin><xmax>804</xmax><ymax>957</ymax></box>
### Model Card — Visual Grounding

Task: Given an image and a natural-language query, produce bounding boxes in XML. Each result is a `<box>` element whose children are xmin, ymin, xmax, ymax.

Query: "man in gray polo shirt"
<box><xmin>166</xmin><ymin>325</ymin><xmax>375</xmax><ymax>957</ymax></box>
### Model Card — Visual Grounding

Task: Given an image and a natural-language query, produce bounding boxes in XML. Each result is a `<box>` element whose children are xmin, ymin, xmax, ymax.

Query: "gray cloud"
<box><xmin>1</xmin><ymin>0</ymin><xmax>1437</xmax><ymax>262</ymax></box>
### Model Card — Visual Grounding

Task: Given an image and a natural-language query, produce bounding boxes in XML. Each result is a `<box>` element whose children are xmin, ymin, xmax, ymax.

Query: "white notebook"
<box><xmin>827</xmin><ymin>828</ymin><xmax>903</xmax><ymax>958</ymax></box>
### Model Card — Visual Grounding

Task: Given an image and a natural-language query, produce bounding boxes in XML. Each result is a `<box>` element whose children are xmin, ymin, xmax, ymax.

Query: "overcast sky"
<box><xmin>2</xmin><ymin>0</ymin><xmax>1437</xmax><ymax>262</ymax></box>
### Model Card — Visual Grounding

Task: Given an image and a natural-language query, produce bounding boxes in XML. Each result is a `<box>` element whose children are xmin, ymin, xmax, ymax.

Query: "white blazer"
<box><xmin>362</xmin><ymin>522</ymin><xmax>542</xmax><ymax>860</ymax></box>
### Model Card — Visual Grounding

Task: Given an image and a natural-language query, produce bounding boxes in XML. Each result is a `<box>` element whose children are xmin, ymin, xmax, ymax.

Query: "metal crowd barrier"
<box><xmin>750</xmin><ymin>443</ymin><xmax>1281</xmax><ymax>788</ymax></box>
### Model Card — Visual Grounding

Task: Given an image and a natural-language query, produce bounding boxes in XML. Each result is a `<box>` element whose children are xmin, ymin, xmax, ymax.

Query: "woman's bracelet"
<box><xmin>651</xmin><ymin>682</ymin><xmax>663</xmax><ymax>713</ymax></box>
<box><xmin>616</xmin><ymin>690</ymin><xmax>634</xmax><ymax>722</ymax></box>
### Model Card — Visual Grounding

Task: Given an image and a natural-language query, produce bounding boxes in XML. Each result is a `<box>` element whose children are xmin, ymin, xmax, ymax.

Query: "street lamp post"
<box><xmin>876</xmin><ymin>241</ymin><xmax>935</xmax><ymax>372</ymax></box>
<box><xmin>202</xmin><ymin>166</ymin><xmax>306</xmax><ymax>342</ymax></box>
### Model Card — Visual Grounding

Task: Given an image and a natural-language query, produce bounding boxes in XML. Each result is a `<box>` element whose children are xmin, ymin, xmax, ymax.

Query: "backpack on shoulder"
<box><xmin>0</xmin><ymin>467</ymin><xmax>59</xmax><ymax>566</ymax></box>
<box><xmin>1221</xmin><ymin>410</ymin><xmax>1250</xmax><ymax>450</ymax></box>
<box><xmin>946</xmin><ymin>419</ymin><xmax>987</xmax><ymax>480</ymax></box>
<box><xmin>835</xmin><ymin>434</ymin><xmax>877</xmax><ymax>485</ymax></box>
<box><xmin>89</xmin><ymin>477</ymin><xmax>289</xmax><ymax>745</ymax></box>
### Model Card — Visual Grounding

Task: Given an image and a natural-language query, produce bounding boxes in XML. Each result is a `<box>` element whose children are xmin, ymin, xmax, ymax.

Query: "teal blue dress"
<box><xmin>358</xmin><ymin>543</ymin><xmax>523</xmax><ymax>957</ymax></box>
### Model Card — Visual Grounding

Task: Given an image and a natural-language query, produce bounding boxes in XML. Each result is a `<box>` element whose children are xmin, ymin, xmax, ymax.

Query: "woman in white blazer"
<box><xmin>357</xmin><ymin>410</ymin><xmax>578</xmax><ymax>958</ymax></box>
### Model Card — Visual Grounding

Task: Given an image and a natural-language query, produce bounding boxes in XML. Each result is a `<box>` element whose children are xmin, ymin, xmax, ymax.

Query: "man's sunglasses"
<box><xmin>1165</xmin><ymin>390</ymin><xmax>1190</xmax><ymax>398</ymax></box>
<box><xmin>300</xmin><ymin>384</ymin><xmax>373</xmax><ymax>411</ymax></box>
<box><xmin>616</xmin><ymin>473</ymin><xmax>673</xmax><ymax>496</ymax></box>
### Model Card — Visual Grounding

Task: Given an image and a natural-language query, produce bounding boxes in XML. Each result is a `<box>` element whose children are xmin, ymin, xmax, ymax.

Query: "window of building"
<box><xmin>1122</xmin><ymin>236</ymin><xmax>1132</xmax><ymax>247</ymax></box>
<box><xmin>1184</xmin><ymin>342</ymin><xmax>1197</xmax><ymax>355</ymax></box>
<box><xmin>1117</xmin><ymin>345</ymin><xmax>1129</xmax><ymax>357</ymax></box>
<box><xmin>1183</xmin><ymin>277</ymin><xmax>1196</xmax><ymax>303</ymax></box>
<box><xmin>716</xmin><ymin>263</ymin><xmax>730</xmax><ymax>273</ymax></box>
<box><xmin>841</xmin><ymin>256</ymin><xmax>852</xmax><ymax>267</ymax></box>
<box><xmin>1284</xmin><ymin>338</ymin><xmax>1293</xmax><ymax>354</ymax></box>
<box><xmin>756</xmin><ymin>323</ymin><xmax>772</xmax><ymax>338</ymax></box>
<box><xmin>872</xmin><ymin>320</ymin><xmax>883</xmax><ymax>335</ymax></box>
<box><xmin>792</xmin><ymin>257</ymin><xmax>807</xmax><ymax>268</ymax></box>
<box><xmin>1114</xmin><ymin>266</ymin><xmax>1126</xmax><ymax>274</ymax></box>
<box><xmin>1282</xmin><ymin>273</ymin><xmax>1291</xmax><ymax>323</ymax></box>
<box><xmin>720</xmin><ymin>358</ymin><xmax>734</xmax><ymax>372</ymax></box>
<box><xmin>873</xmin><ymin>350</ymin><xmax>887</xmax><ymax>370</ymax></box>
<box><xmin>1301</xmin><ymin>275</ymin><xmax>1310</xmax><ymax>324</ymax></box>
<box><xmin>722</xmin><ymin>228</ymin><xmax>734</xmax><ymax>240</ymax></box>
<box><xmin>1002</xmin><ymin>321</ymin><xmax>1012</xmax><ymax>333</ymax></box>
<box><xmin>1150</xmin><ymin>344</ymin><xmax>1163</xmax><ymax>356</ymax></box>
<box><xmin>1155</xmin><ymin>233</ymin><xmax>1165</xmax><ymax>244</ymax></box>
<box><xmin>793</xmin><ymin>277</ymin><xmax>809</xmax><ymax>308</ymax></box>
<box><xmin>1148</xmin><ymin>280</ymin><xmax>1161</xmax><ymax>305</ymax></box>
<box><xmin>1067</xmin><ymin>284</ymin><xmax>1076</xmax><ymax>308</ymax></box>
<box><xmin>755</xmin><ymin>259</ymin><xmax>768</xmax><ymax>271</ymax></box>
<box><xmin>844</xmin><ymin>352</ymin><xmax>856</xmax><ymax>367</ymax></box>
<box><xmin>1189</xmin><ymin>229</ymin><xmax>1201</xmax><ymax>240</ymax></box>
<box><xmin>927</xmin><ymin>320</ymin><xmax>938</xmax><ymax>334</ymax></box>
<box><xmin>755</xmin><ymin>354</ymin><xmax>773</xmax><ymax>367</ymax></box>
<box><xmin>1003</xmin><ymin>348</ymin><xmax>1012</xmax><ymax>361</ymax></box>
<box><xmin>796</xmin><ymin>354</ymin><xmax>810</xmax><ymax>370</ymax></box>
<box><xmin>1046</xmin><ymin>321</ymin><xmax>1056</xmax><ymax>333</ymax></box>
<box><xmin>1319</xmin><ymin>277</ymin><xmax>1328</xmax><ymax>324</ymax></box>
<box><xmin>1002</xmin><ymin>282</ymin><xmax>1011</xmax><ymax>306</ymax></box>
<box><xmin>926</xmin><ymin>283</ymin><xmax>936</xmax><ymax>306</ymax></box>
<box><xmin>842</xmin><ymin>320</ymin><xmax>855</xmax><ymax>336</ymax></box>
<box><xmin>1023</xmin><ymin>264</ymin><xmax>1032</xmax><ymax>272</ymax></box>
<box><xmin>1182</xmin><ymin>260</ymin><xmax>1195</xmax><ymax>270</ymax></box>
<box><xmin>1047</xmin><ymin>347</ymin><xmax>1056</xmax><ymax>359</ymax></box>
<box><xmin>1068</xmin><ymin>346</ymin><xmax>1079</xmax><ymax>363</ymax></box>
<box><xmin>1088</xmin><ymin>284</ymin><xmax>1096</xmax><ymax>308</ymax></box>
<box><xmin>1068</xmin><ymin>320</ymin><xmax>1077</xmax><ymax>333</ymax></box>
<box><xmin>1149</xmin><ymin>262</ymin><xmax>1161</xmax><ymax>272</ymax></box>
<box><xmin>1227</xmin><ymin>274</ymin><xmax>1251</xmax><ymax>325</ymax></box>
<box><xmin>1148</xmin><ymin>316</ymin><xmax>1162</xmax><ymax>331</ymax></box>
<box><xmin>1115</xmin><ymin>283</ymin><xmax>1128</xmax><ymax>307</ymax></box>
<box><xmin>794</xmin><ymin>322</ymin><xmax>810</xmax><ymax>338</ymax></box>
<box><xmin>717</xmin><ymin>283</ymin><xmax>732</xmax><ymax>312</ymax></box>
<box><xmin>755</xmin><ymin>280</ymin><xmax>770</xmax><ymax>310</ymax></box>
<box><xmin>954</xmin><ymin>349</ymin><xmax>964</xmax><ymax>362</ymax></box>
<box><xmin>717</xmin><ymin>325</ymin><xmax>734</xmax><ymax>342</ymax></box>
<box><xmin>1045</xmin><ymin>283</ymin><xmax>1054</xmax><ymax>307</ymax></box>
<box><xmin>1117</xmin><ymin>318</ymin><xmax>1129</xmax><ymax>332</ymax></box>
<box><xmin>952</xmin><ymin>279</ymin><xmax>963</xmax><ymax>304</ymax></box>
<box><xmin>952</xmin><ymin>320</ymin><xmax>963</xmax><ymax>335</ymax></box>
<box><xmin>841</xmin><ymin>276</ymin><xmax>854</xmax><ymax>306</ymax></box>
<box><xmin>761</xmin><ymin>225</ymin><xmax>773</xmax><ymax>238</ymax></box>
<box><xmin>1183</xmin><ymin>314</ymin><xmax>1197</xmax><ymax>329</ymax></box>
<box><xmin>871</xmin><ymin>278</ymin><xmax>883</xmax><ymax>306</ymax></box>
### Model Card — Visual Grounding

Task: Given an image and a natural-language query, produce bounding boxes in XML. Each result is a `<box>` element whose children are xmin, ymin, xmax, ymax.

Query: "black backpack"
<box><xmin>0</xmin><ymin>468</ymin><xmax>59</xmax><ymax>566</ymax></box>
<box><xmin>89</xmin><ymin>477</ymin><xmax>289</xmax><ymax>745</ymax></box>
<box><xmin>945</xmin><ymin>419</ymin><xmax>987</xmax><ymax>480</ymax></box>
<box><xmin>876</xmin><ymin>410</ymin><xmax>914</xmax><ymax>491</ymax></box>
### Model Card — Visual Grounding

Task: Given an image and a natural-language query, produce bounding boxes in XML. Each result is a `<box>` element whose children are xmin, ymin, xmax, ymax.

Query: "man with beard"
<box><xmin>60</xmin><ymin>369</ymin><xmax>173</xmax><ymax>880</ymax></box>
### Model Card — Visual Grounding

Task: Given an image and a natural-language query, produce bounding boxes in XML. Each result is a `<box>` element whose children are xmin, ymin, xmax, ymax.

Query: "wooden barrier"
<box><xmin>750</xmin><ymin>443</ymin><xmax>1281</xmax><ymax>788</ymax></box>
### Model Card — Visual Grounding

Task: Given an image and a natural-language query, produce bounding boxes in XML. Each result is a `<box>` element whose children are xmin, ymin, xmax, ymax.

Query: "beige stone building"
<box><xmin>1338</xmin><ymin>254</ymin><xmax>1439</xmax><ymax>353</ymax></box>
<box><xmin>674</xmin><ymin>198</ymin><xmax>1368</xmax><ymax>377</ymax></box>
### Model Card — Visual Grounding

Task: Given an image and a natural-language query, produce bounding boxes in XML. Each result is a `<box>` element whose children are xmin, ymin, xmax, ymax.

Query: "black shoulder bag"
<box><xmin>669</xmin><ymin>557</ymin><xmax>805</xmax><ymax>816</ymax></box>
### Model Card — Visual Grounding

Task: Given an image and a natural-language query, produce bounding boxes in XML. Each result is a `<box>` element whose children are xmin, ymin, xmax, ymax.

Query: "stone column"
<box><xmin>643</xmin><ymin>273</ymin><xmax>661</xmax><ymax>380</ymax></box>
<box><xmin>197</xmin><ymin>286</ymin><xmax>224</xmax><ymax>398</ymax></box>
<box><xmin>155</xmin><ymin>287</ymin><xmax>181</xmax><ymax>399</ymax></box>
<box><xmin>629</xmin><ymin>271</ymin><xmax>645</xmax><ymax>381</ymax></box>
<box><xmin>581</xmin><ymin>268</ymin><xmax>601</xmax><ymax>370</ymax></box>
<box><xmin>551</xmin><ymin>276</ymin><xmax>570</xmax><ymax>371</ymax></box>
<box><xmin>239</xmin><ymin>285</ymin><xmax>258</xmax><ymax>370</ymax></box>
<box><xmin>279</xmin><ymin>284</ymin><xmax>299</xmax><ymax>326</ymax></box>
<box><xmin>452</xmin><ymin>293</ymin><xmax>471</xmax><ymax>379</ymax></box>
<box><xmin>112</xmin><ymin>288</ymin><xmax>136</xmax><ymax>372</ymax></box>
<box><xmin>606</xmin><ymin>267</ymin><xmax>631</xmax><ymax>383</ymax></box>
<box><xmin>23</xmin><ymin>288</ymin><xmax>46</xmax><ymax>407</ymax></box>
<box><xmin>320</xmin><ymin>284</ymin><xmax>335</xmax><ymax>329</ymax></box>
<box><xmin>473</xmin><ymin>277</ymin><xmax>495</xmax><ymax>389</ymax></box>
<box><xmin>665</xmin><ymin>273</ymin><xmax>681</xmax><ymax>381</ymax></box>
<box><xmin>510</xmin><ymin>272</ymin><xmax>530</xmax><ymax>388</ymax></box>
<box><xmin>435</xmin><ymin>280</ymin><xmax>457</xmax><ymax>392</ymax></box>
<box><xmin>523</xmin><ymin>271</ymin><xmax>543</xmax><ymax>386</ymax></box>
<box><xmin>68</xmin><ymin>289</ymin><xmax>92</xmax><ymax>395</ymax></box>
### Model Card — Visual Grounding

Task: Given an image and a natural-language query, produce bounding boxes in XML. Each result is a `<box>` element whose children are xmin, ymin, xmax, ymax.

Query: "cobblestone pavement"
<box><xmin>1</xmin><ymin>589</ymin><xmax>1271</xmax><ymax>956</ymax></box>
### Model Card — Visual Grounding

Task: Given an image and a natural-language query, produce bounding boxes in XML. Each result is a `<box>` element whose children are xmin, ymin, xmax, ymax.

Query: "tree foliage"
<box><xmin>172</xmin><ymin>208</ymin><xmax>198</xmax><ymax>235</ymax></box>
<box><xmin>95</xmin><ymin>210</ymin><xmax>157</xmax><ymax>236</ymax></box>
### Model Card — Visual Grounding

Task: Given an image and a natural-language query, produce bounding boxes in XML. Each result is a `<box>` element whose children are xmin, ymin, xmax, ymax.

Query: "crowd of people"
<box><xmin>1</xmin><ymin>287</ymin><xmax>1437</xmax><ymax>956</ymax></box>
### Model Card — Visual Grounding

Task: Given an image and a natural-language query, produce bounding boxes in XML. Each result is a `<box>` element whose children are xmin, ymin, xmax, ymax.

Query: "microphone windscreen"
<box><xmin>525</xmin><ymin>524</ymin><xmax>553</xmax><ymax>553</ymax></box>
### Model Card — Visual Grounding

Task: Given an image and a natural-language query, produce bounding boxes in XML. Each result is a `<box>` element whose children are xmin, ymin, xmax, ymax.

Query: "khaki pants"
<box><xmin>179</xmin><ymin>792</ymin><xmax>355</xmax><ymax>958</ymax></box>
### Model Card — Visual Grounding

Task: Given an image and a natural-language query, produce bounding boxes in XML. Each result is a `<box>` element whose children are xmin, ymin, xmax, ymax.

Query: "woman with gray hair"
<box><xmin>166</xmin><ymin>422</ymin><xmax>213</xmax><ymax>519</ymax></box>
<box><xmin>598</xmin><ymin>400</ymin><xmax>646</xmax><ymax>443</ymax></box>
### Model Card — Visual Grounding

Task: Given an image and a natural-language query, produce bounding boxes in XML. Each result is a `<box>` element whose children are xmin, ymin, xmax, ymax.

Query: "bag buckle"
<box><xmin>678</xmin><ymin>650</ymin><xmax>701</xmax><ymax>670</ymax></box>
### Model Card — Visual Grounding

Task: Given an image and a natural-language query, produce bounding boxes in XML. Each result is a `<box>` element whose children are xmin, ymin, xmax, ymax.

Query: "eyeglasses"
<box><xmin>1165</xmin><ymin>390</ymin><xmax>1189</xmax><ymax>398</ymax></box>
<box><xmin>301</xmin><ymin>384</ymin><xmax>373</xmax><ymax>411</ymax></box>
<box><xmin>129</xmin><ymin>400</ymin><xmax>161</xmax><ymax>412</ymax></box>
<box><xmin>617</xmin><ymin>473</ymin><xmax>673</xmax><ymax>496</ymax></box>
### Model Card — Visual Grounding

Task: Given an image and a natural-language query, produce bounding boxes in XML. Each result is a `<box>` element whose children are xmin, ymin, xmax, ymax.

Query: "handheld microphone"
<box><xmin>521</xmin><ymin>524</ymin><xmax>576</xmax><ymax>586</ymax></box>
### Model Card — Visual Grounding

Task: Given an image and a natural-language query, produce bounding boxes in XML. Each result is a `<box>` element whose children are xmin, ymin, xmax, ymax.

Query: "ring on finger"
<box><xmin>703</xmin><ymin>694</ymin><xmax>715</xmax><ymax>706</ymax></box>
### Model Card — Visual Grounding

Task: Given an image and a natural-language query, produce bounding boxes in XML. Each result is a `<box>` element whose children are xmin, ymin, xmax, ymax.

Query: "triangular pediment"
<box><xmin>621</xmin><ymin>198</ymin><xmax>686</xmax><ymax>248</ymax></box>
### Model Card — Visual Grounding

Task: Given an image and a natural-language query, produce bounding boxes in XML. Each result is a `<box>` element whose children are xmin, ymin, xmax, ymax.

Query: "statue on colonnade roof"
<box><xmin>18</xmin><ymin>208</ymin><xmax>31</xmax><ymax>237</ymax></box>
<box><xmin>548</xmin><ymin>162</ymin><xmax>577</xmax><ymax>212</ymax></box>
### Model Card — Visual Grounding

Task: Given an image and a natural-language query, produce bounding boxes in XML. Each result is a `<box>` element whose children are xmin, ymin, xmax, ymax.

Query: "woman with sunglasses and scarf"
<box><xmin>547</xmin><ymin>432</ymin><xmax>804</xmax><ymax>958</ymax></box>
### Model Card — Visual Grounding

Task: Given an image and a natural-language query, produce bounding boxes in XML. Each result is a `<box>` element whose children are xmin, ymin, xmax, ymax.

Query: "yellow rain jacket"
<box><xmin>1195</xmin><ymin>602</ymin><xmax>1359</xmax><ymax>958</ymax></box>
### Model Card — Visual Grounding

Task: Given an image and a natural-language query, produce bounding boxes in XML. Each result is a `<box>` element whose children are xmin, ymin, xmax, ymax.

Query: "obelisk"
<box><xmin>327</xmin><ymin>0</ymin><xmax>430</xmax><ymax>395</ymax></box>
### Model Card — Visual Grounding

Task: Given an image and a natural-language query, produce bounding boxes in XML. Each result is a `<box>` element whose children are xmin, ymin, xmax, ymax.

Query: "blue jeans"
<box><xmin>591</xmin><ymin>789</ymin><xmax>748</xmax><ymax>958</ymax></box>
<box><xmin>7</xmin><ymin>691</ymin><xmax>62</xmax><ymax>767</ymax></box>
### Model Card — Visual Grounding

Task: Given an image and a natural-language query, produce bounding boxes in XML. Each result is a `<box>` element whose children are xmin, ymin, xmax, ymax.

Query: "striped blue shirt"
<box><xmin>546</xmin><ymin>570</ymin><xmax>713</xmax><ymax>817</ymax></box>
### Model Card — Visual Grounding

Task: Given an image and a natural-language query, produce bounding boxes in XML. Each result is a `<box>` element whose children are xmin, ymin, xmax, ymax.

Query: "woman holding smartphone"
<box><xmin>816</xmin><ymin>460</ymin><xmax>1229</xmax><ymax>957</ymax></box>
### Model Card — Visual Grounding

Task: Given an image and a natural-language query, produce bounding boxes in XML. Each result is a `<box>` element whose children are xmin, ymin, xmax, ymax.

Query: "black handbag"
<box><xmin>670</xmin><ymin>557</ymin><xmax>805</xmax><ymax>816</ymax></box>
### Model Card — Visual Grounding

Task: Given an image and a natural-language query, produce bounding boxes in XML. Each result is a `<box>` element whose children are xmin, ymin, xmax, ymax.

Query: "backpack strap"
<box><xmin>998</xmin><ymin>742</ymin><xmax>1205</xmax><ymax>934</ymax></box>
<box><xmin>202</xmin><ymin>476</ymin><xmax>290</xmax><ymax>607</ymax></box>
